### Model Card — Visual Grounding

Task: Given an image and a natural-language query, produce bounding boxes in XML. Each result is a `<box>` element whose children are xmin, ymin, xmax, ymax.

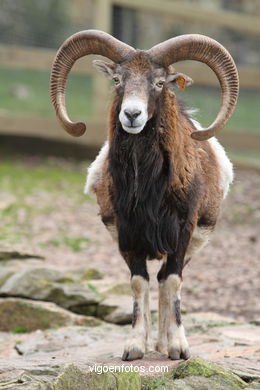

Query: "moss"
<box><xmin>69</xmin><ymin>303</ymin><xmax>98</xmax><ymax>317</ymax></box>
<box><xmin>97</xmin><ymin>303</ymin><xmax>117</xmax><ymax>319</ymax></box>
<box><xmin>142</xmin><ymin>377</ymin><xmax>171</xmax><ymax>390</ymax></box>
<box><xmin>244</xmin><ymin>382</ymin><xmax>260</xmax><ymax>389</ymax></box>
<box><xmin>172</xmin><ymin>357</ymin><xmax>246</xmax><ymax>389</ymax></box>
<box><xmin>75</xmin><ymin>316</ymin><xmax>103</xmax><ymax>327</ymax></box>
<box><xmin>104</xmin><ymin>283</ymin><xmax>132</xmax><ymax>296</ymax></box>
<box><xmin>0</xmin><ymin>299</ymin><xmax>69</xmax><ymax>332</ymax></box>
<box><xmin>114</xmin><ymin>371</ymin><xmax>141</xmax><ymax>390</ymax></box>
<box><xmin>53</xmin><ymin>364</ymin><xmax>124</xmax><ymax>390</ymax></box>
<box><xmin>82</xmin><ymin>268</ymin><xmax>104</xmax><ymax>281</ymax></box>
<box><xmin>55</xmin><ymin>365</ymin><xmax>141</xmax><ymax>390</ymax></box>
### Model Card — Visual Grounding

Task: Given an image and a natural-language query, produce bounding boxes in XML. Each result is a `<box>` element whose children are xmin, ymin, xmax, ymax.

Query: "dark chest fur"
<box><xmin>108</xmin><ymin>119</ymin><xmax>192</xmax><ymax>259</ymax></box>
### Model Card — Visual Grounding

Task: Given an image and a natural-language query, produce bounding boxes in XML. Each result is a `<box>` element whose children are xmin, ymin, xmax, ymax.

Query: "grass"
<box><xmin>179</xmin><ymin>86</ymin><xmax>260</xmax><ymax>133</ymax></box>
<box><xmin>45</xmin><ymin>236</ymin><xmax>91</xmax><ymax>252</ymax></box>
<box><xmin>0</xmin><ymin>67</ymin><xmax>259</xmax><ymax>133</ymax></box>
<box><xmin>11</xmin><ymin>326</ymin><xmax>28</xmax><ymax>334</ymax></box>
<box><xmin>0</xmin><ymin>67</ymin><xmax>93</xmax><ymax>119</ymax></box>
<box><xmin>0</xmin><ymin>157</ymin><xmax>92</xmax><ymax>248</ymax></box>
<box><xmin>0</xmin><ymin>158</ymin><xmax>88</xmax><ymax>198</ymax></box>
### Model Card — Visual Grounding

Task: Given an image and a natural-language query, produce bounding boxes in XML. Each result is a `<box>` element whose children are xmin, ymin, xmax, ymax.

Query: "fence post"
<box><xmin>93</xmin><ymin>0</ymin><xmax>112</xmax><ymax>120</ymax></box>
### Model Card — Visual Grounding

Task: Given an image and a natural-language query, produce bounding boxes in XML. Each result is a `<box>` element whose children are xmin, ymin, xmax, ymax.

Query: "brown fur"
<box><xmin>96</xmin><ymin>87</ymin><xmax>221</xmax><ymax>242</ymax></box>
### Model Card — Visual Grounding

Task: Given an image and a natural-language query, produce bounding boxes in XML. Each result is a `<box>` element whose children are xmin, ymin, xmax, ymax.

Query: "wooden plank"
<box><xmin>93</xmin><ymin>0</ymin><xmax>112</xmax><ymax>117</ymax></box>
<box><xmin>0</xmin><ymin>115</ymin><xmax>107</xmax><ymax>148</ymax></box>
<box><xmin>94</xmin><ymin>0</ymin><xmax>112</xmax><ymax>33</ymax></box>
<box><xmin>174</xmin><ymin>63</ymin><xmax>260</xmax><ymax>89</ymax></box>
<box><xmin>113</xmin><ymin>0</ymin><xmax>260</xmax><ymax>35</ymax></box>
<box><xmin>1</xmin><ymin>45</ymin><xmax>260</xmax><ymax>89</ymax></box>
<box><xmin>0</xmin><ymin>45</ymin><xmax>96</xmax><ymax>75</ymax></box>
<box><xmin>218</xmin><ymin>132</ymin><xmax>260</xmax><ymax>151</ymax></box>
<box><xmin>0</xmin><ymin>114</ymin><xmax>259</xmax><ymax>150</ymax></box>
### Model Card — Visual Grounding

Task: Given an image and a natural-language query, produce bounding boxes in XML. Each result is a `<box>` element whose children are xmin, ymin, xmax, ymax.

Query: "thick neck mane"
<box><xmin>108</xmin><ymin>89</ymin><xmax>198</xmax><ymax>259</ymax></box>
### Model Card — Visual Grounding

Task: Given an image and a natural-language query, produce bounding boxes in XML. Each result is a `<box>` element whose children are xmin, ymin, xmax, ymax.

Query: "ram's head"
<box><xmin>50</xmin><ymin>30</ymin><xmax>239</xmax><ymax>141</ymax></box>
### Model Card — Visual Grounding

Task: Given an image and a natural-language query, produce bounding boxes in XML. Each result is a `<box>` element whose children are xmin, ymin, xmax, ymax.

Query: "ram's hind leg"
<box><xmin>122</xmin><ymin>253</ymin><xmax>151</xmax><ymax>361</ymax></box>
<box><xmin>157</xmin><ymin>261</ymin><xmax>190</xmax><ymax>359</ymax></box>
<box><xmin>156</xmin><ymin>218</ymin><xmax>197</xmax><ymax>360</ymax></box>
<box><xmin>156</xmin><ymin>261</ymin><xmax>169</xmax><ymax>355</ymax></box>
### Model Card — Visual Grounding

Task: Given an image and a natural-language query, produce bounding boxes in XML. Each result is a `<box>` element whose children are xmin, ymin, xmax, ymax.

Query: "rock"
<box><xmin>13</xmin><ymin>323</ymin><xmax>126</xmax><ymax>358</ymax></box>
<box><xmin>59</xmin><ymin>268</ymin><xmax>104</xmax><ymax>283</ymax></box>
<box><xmin>97</xmin><ymin>295</ymin><xmax>133</xmax><ymax>324</ymax></box>
<box><xmin>0</xmin><ymin>251</ymin><xmax>44</xmax><ymax>261</ymax></box>
<box><xmin>245</xmin><ymin>383</ymin><xmax>260</xmax><ymax>390</ymax></box>
<box><xmin>184</xmin><ymin>312</ymin><xmax>239</xmax><ymax>335</ymax></box>
<box><xmin>81</xmin><ymin>268</ymin><xmax>104</xmax><ymax>281</ymax></box>
<box><xmin>172</xmin><ymin>357</ymin><xmax>246</xmax><ymax>389</ymax></box>
<box><xmin>0</xmin><ymin>268</ymin><xmax>102</xmax><ymax>314</ymax></box>
<box><xmin>0</xmin><ymin>298</ymin><xmax>102</xmax><ymax>333</ymax></box>
<box><xmin>0</xmin><ymin>268</ymin><xmax>15</xmax><ymax>288</ymax></box>
<box><xmin>103</xmin><ymin>282</ymin><xmax>132</xmax><ymax>296</ymax></box>
<box><xmin>46</xmin><ymin>283</ymin><xmax>102</xmax><ymax>312</ymax></box>
<box><xmin>0</xmin><ymin>268</ymin><xmax>60</xmax><ymax>299</ymax></box>
<box><xmin>54</xmin><ymin>364</ymin><xmax>141</xmax><ymax>390</ymax></box>
<box><xmin>0</xmin><ymin>363</ymin><xmax>141</xmax><ymax>390</ymax></box>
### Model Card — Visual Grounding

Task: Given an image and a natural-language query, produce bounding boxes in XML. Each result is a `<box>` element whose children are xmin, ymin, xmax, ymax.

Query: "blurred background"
<box><xmin>0</xmin><ymin>0</ymin><xmax>259</xmax><ymax>327</ymax></box>
<box><xmin>0</xmin><ymin>0</ymin><xmax>259</xmax><ymax>162</ymax></box>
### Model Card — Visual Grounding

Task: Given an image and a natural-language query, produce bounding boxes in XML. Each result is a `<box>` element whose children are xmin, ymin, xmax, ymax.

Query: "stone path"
<box><xmin>0</xmin><ymin>312</ymin><xmax>259</xmax><ymax>389</ymax></box>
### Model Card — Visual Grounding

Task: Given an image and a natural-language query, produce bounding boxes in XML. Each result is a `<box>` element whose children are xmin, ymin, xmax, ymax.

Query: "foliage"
<box><xmin>0</xmin><ymin>0</ymin><xmax>70</xmax><ymax>48</ymax></box>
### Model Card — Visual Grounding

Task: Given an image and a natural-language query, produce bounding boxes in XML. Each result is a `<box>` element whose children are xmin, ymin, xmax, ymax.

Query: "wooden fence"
<box><xmin>0</xmin><ymin>0</ymin><xmax>259</xmax><ymax>152</ymax></box>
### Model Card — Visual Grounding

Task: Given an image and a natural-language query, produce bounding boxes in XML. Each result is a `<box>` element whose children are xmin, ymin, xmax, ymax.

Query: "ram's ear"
<box><xmin>166</xmin><ymin>72</ymin><xmax>193</xmax><ymax>91</ymax></box>
<box><xmin>92</xmin><ymin>60</ymin><xmax>116</xmax><ymax>79</ymax></box>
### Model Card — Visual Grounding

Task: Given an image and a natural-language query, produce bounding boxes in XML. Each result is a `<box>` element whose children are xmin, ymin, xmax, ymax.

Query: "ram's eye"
<box><xmin>155</xmin><ymin>80</ymin><xmax>164</xmax><ymax>88</ymax></box>
<box><xmin>113</xmin><ymin>77</ymin><xmax>120</xmax><ymax>85</ymax></box>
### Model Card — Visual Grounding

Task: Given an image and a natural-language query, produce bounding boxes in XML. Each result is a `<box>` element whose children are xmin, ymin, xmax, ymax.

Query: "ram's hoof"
<box><xmin>122</xmin><ymin>347</ymin><xmax>144</xmax><ymax>361</ymax></box>
<box><xmin>168</xmin><ymin>346</ymin><xmax>191</xmax><ymax>360</ymax></box>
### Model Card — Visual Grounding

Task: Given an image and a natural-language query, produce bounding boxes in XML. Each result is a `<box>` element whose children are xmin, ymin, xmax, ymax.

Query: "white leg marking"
<box><xmin>144</xmin><ymin>285</ymin><xmax>153</xmax><ymax>352</ymax></box>
<box><xmin>122</xmin><ymin>276</ymin><xmax>149</xmax><ymax>360</ymax></box>
<box><xmin>160</xmin><ymin>275</ymin><xmax>190</xmax><ymax>360</ymax></box>
<box><xmin>156</xmin><ymin>280</ymin><xmax>169</xmax><ymax>355</ymax></box>
<box><xmin>185</xmin><ymin>226</ymin><xmax>212</xmax><ymax>263</ymax></box>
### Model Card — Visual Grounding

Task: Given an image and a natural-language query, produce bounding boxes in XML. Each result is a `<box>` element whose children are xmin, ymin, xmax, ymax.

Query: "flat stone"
<box><xmin>0</xmin><ymin>268</ymin><xmax>102</xmax><ymax>313</ymax></box>
<box><xmin>184</xmin><ymin>312</ymin><xmax>240</xmax><ymax>335</ymax></box>
<box><xmin>0</xmin><ymin>313</ymin><xmax>259</xmax><ymax>387</ymax></box>
<box><xmin>97</xmin><ymin>295</ymin><xmax>133</xmax><ymax>324</ymax></box>
<box><xmin>0</xmin><ymin>298</ymin><xmax>102</xmax><ymax>333</ymax></box>
<box><xmin>172</xmin><ymin>357</ymin><xmax>246</xmax><ymax>389</ymax></box>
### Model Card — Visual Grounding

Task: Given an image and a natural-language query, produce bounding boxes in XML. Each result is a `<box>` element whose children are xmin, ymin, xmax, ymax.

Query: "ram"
<box><xmin>50</xmin><ymin>30</ymin><xmax>239</xmax><ymax>361</ymax></box>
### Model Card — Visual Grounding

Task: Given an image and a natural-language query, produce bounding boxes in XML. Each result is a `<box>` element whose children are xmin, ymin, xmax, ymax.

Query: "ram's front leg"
<box><xmin>122</xmin><ymin>253</ymin><xmax>150</xmax><ymax>361</ymax></box>
<box><xmin>164</xmin><ymin>272</ymin><xmax>190</xmax><ymax>360</ymax></box>
<box><xmin>157</xmin><ymin>221</ymin><xmax>195</xmax><ymax>360</ymax></box>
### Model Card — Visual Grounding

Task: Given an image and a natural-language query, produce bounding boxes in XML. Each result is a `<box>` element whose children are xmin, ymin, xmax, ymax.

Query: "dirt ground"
<box><xmin>1</xmin><ymin>155</ymin><xmax>259</xmax><ymax>322</ymax></box>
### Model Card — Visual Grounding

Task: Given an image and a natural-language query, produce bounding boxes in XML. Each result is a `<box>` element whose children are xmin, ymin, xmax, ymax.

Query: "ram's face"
<box><xmin>93</xmin><ymin>52</ymin><xmax>192</xmax><ymax>134</ymax></box>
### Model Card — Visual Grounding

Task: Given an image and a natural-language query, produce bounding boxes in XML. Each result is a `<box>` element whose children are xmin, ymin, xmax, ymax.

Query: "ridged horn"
<box><xmin>50</xmin><ymin>30</ymin><xmax>135</xmax><ymax>137</ymax></box>
<box><xmin>147</xmin><ymin>34</ymin><xmax>239</xmax><ymax>141</ymax></box>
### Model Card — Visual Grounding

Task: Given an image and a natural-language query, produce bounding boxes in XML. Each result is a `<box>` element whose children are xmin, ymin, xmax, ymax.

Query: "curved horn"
<box><xmin>147</xmin><ymin>34</ymin><xmax>239</xmax><ymax>141</ymax></box>
<box><xmin>50</xmin><ymin>30</ymin><xmax>135</xmax><ymax>137</ymax></box>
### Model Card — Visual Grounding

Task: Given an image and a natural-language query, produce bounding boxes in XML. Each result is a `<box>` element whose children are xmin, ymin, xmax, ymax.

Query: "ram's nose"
<box><xmin>124</xmin><ymin>109</ymin><xmax>141</xmax><ymax>125</ymax></box>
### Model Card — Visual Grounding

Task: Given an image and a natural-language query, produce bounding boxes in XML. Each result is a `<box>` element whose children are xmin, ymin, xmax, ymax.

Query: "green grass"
<box><xmin>44</xmin><ymin>236</ymin><xmax>91</xmax><ymax>252</ymax></box>
<box><xmin>0</xmin><ymin>158</ymin><xmax>92</xmax><ymax>247</ymax></box>
<box><xmin>0</xmin><ymin>159</ymin><xmax>87</xmax><ymax>198</ymax></box>
<box><xmin>0</xmin><ymin>67</ymin><xmax>259</xmax><ymax>133</ymax></box>
<box><xmin>11</xmin><ymin>326</ymin><xmax>28</xmax><ymax>334</ymax></box>
<box><xmin>0</xmin><ymin>67</ymin><xmax>93</xmax><ymax>119</ymax></box>
<box><xmin>179</xmin><ymin>86</ymin><xmax>260</xmax><ymax>133</ymax></box>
